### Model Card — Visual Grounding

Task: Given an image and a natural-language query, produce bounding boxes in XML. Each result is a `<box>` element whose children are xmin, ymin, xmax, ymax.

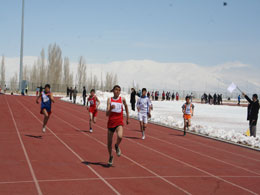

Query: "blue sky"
<box><xmin>0</xmin><ymin>0</ymin><xmax>260</xmax><ymax>66</ymax></box>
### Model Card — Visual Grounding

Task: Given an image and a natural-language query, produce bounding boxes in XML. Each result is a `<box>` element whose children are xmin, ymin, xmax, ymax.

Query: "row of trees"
<box><xmin>0</xmin><ymin>55</ymin><xmax>5</xmax><ymax>89</ymax></box>
<box><xmin>7</xmin><ymin>43</ymin><xmax>118</xmax><ymax>92</ymax></box>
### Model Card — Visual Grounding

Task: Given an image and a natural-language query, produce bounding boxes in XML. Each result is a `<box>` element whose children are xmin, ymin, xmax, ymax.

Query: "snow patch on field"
<box><xmin>61</xmin><ymin>91</ymin><xmax>260</xmax><ymax>149</ymax></box>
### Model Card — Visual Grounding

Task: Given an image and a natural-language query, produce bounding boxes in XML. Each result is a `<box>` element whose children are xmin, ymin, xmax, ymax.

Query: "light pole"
<box><xmin>19</xmin><ymin>0</ymin><xmax>24</xmax><ymax>92</ymax></box>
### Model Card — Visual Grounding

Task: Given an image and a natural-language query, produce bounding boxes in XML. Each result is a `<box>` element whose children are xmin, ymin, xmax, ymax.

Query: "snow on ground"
<box><xmin>61</xmin><ymin>91</ymin><xmax>260</xmax><ymax>149</ymax></box>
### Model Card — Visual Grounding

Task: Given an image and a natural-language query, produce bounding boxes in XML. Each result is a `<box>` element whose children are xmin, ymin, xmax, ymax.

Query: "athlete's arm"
<box><xmin>36</xmin><ymin>93</ymin><xmax>41</xmax><ymax>104</ymax></box>
<box><xmin>148</xmin><ymin>99</ymin><xmax>152</xmax><ymax>113</ymax></box>
<box><xmin>95</xmin><ymin>97</ymin><xmax>100</xmax><ymax>109</ymax></box>
<box><xmin>106</xmin><ymin>98</ymin><xmax>112</xmax><ymax>116</ymax></box>
<box><xmin>123</xmin><ymin>97</ymin><xmax>129</xmax><ymax>125</ymax></box>
<box><xmin>86</xmin><ymin>98</ymin><xmax>89</xmax><ymax>110</ymax></box>
<box><xmin>136</xmin><ymin>98</ymin><xmax>140</xmax><ymax>112</ymax></box>
<box><xmin>50</xmin><ymin>93</ymin><xmax>55</xmax><ymax>103</ymax></box>
<box><xmin>182</xmin><ymin>105</ymin><xmax>185</xmax><ymax>114</ymax></box>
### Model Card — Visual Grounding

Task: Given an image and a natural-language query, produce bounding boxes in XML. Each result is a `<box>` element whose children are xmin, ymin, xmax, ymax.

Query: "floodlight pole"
<box><xmin>19</xmin><ymin>0</ymin><xmax>24</xmax><ymax>92</ymax></box>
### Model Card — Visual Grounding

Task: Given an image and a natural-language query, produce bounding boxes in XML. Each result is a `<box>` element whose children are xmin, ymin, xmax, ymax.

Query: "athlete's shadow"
<box><xmin>76</xmin><ymin>130</ymin><xmax>91</xmax><ymax>133</ymax></box>
<box><xmin>169</xmin><ymin>133</ymin><xmax>184</xmax><ymax>137</ymax></box>
<box><xmin>82</xmin><ymin>161</ymin><xmax>111</xmax><ymax>168</ymax></box>
<box><xmin>25</xmin><ymin>134</ymin><xmax>42</xmax><ymax>139</ymax></box>
<box><xmin>124</xmin><ymin>136</ymin><xmax>140</xmax><ymax>140</ymax></box>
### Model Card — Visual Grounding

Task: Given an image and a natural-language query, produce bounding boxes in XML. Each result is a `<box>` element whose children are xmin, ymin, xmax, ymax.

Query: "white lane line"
<box><xmin>145</xmin><ymin>134</ymin><xmax>260</xmax><ymax>176</ymax></box>
<box><xmin>59</xmin><ymin>100</ymin><xmax>260</xmax><ymax>162</ymax></box>
<box><xmin>53</xmin><ymin>113</ymin><xmax>192</xmax><ymax>195</ymax></box>
<box><xmin>0</xmin><ymin>180</ymin><xmax>34</xmax><ymax>184</ymax></box>
<box><xmin>5</xmin><ymin>97</ymin><xmax>43</xmax><ymax>195</ymax></box>
<box><xmin>55</xmin><ymin>102</ymin><xmax>259</xmax><ymax>194</ymax></box>
<box><xmin>1</xmin><ymin>175</ymin><xmax>260</xmax><ymax>185</ymax></box>
<box><xmin>17</xmin><ymin>100</ymin><xmax>120</xmax><ymax>195</ymax></box>
<box><xmin>125</xmin><ymin>137</ymin><xmax>258</xmax><ymax>195</ymax></box>
<box><xmin>57</xmin><ymin>103</ymin><xmax>260</xmax><ymax>176</ymax></box>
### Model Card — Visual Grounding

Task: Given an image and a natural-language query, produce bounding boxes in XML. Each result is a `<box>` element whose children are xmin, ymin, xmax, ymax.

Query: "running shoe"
<box><xmin>115</xmin><ymin>144</ymin><xmax>121</xmax><ymax>157</ymax></box>
<box><xmin>183</xmin><ymin>130</ymin><xmax>186</xmax><ymax>136</ymax></box>
<box><xmin>42</xmin><ymin>127</ymin><xmax>46</xmax><ymax>133</ymax></box>
<box><xmin>108</xmin><ymin>156</ymin><xmax>114</xmax><ymax>166</ymax></box>
<box><xmin>142</xmin><ymin>135</ymin><xmax>146</xmax><ymax>140</ymax></box>
<box><xmin>89</xmin><ymin>128</ymin><xmax>93</xmax><ymax>133</ymax></box>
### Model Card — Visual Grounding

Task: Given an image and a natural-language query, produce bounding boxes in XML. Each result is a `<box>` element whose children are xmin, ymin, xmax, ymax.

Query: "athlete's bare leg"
<box><xmin>188</xmin><ymin>119</ymin><xmax>191</xmax><ymax>128</ymax></box>
<box><xmin>107</xmin><ymin>130</ymin><xmax>115</xmax><ymax>157</ymax></box>
<box><xmin>139</xmin><ymin>121</ymin><xmax>143</xmax><ymax>132</ymax></box>
<box><xmin>42</xmin><ymin>109</ymin><xmax>49</xmax><ymax>128</ymax></box>
<box><xmin>89</xmin><ymin>113</ymin><xmax>93</xmax><ymax>130</ymax></box>
<box><xmin>115</xmin><ymin>126</ymin><xmax>123</xmax><ymax>146</ymax></box>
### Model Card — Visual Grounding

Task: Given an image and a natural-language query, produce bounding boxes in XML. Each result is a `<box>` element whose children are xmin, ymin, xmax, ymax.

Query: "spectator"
<box><xmin>25</xmin><ymin>85</ymin><xmax>28</xmax><ymax>95</ymax></box>
<box><xmin>69</xmin><ymin>87</ymin><xmax>73</xmax><ymax>101</ymax></box>
<box><xmin>162</xmin><ymin>91</ymin><xmax>165</xmax><ymax>101</ymax></box>
<box><xmin>171</xmin><ymin>92</ymin><xmax>175</xmax><ymax>101</ymax></box>
<box><xmin>208</xmin><ymin>94</ymin><xmax>212</xmax><ymax>105</ymax></box>
<box><xmin>67</xmin><ymin>87</ymin><xmax>69</xmax><ymax>97</ymax></box>
<box><xmin>213</xmin><ymin>93</ymin><xmax>217</xmax><ymax>105</ymax></box>
<box><xmin>238</xmin><ymin>95</ymin><xmax>241</xmax><ymax>105</ymax></box>
<box><xmin>151</xmin><ymin>91</ymin><xmax>154</xmax><ymax>101</ymax></box>
<box><xmin>130</xmin><ymin>88</ymin><xmax>136</xmax><ymax>111</ymax></box>
<box><xmin>176</xmin><ymin>92</ymin><xmax>179</xmax><ymax>101</ymax></box>
<box><xmin>147</xmin><ymin>91</ymin><xmax>150</xmax><ymax>99</ymax></box>
<box><xmin>73</xmin><ymin>87</ymin><xmax>77</xmax><ymax>104</ymax></box>
<box><xmin>242</xmin><ymin>92</ymin><xmax>259</xmax><ymax>137</ymax></box>
<box><xmin>83</xmin><ymin>86</ymin><xmax>87</xmax><ymax>106</ymax></box>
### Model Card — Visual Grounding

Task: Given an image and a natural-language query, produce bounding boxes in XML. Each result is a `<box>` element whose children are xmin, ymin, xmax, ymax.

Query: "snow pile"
<box><xmin>61</xmin><ymin>91</ymin><xmax>260</xmax><ymax>149</ymax></box>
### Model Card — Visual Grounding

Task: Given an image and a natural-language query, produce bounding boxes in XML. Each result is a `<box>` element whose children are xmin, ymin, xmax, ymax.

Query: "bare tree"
<box><xmin>63</xmin><ymin>57</ymin><xmax>70</xmax><ymax>88</ymax></box>
<box><xmin>69</xmin><ymin>73</ymin><xmax>74</xmax><ymax>88</ymax></box>
<box><xmin>76</xmin><ymin>56</ymin><xmax>87</xmax><ymax>92</ymax></box>
<box><xmin>47</xmin><ymin>43</ymin><xmax>63</xmax><ymax>90</ymax></box>
<box><xmin>10</xmin><ymin>72</ymin><xmax>18</xmax><ymax>92</ymax></box>
<box><xmin>105</xmin><ymin>72</ymin><xmax>113</xmax><ymax>91</ymax></box>
<box><xmin>39</xmin><ymin>48</ymin><xmax>46</xmax><ymax>85</ymax></box>
<box><xmin>23</xmin><ymin>65</ymin><xmax>30</xmax><ymax>81</ymax></box>
<box><xmin>100</xmin><ymin>72</ymin><xmax>104</xmax><ymax>91</ymax></box>
<box><xmin>0</xmin><ymin>55</ymin><xmax>5</xmax><ymax>88</ymax></box>
<box><xmin>30</xmin><ymin>62</ymin><xmax>37</xmax><ymax>81</ymax></box>
<box><xmin>113</xmin><ymin>73</ymin><xmax>118</xmax><ymax>86</ymax></box>
<box><xmin>93</xmin><ymin>75</ymin><xmax>99</xmax><ymax>90</ymax></box>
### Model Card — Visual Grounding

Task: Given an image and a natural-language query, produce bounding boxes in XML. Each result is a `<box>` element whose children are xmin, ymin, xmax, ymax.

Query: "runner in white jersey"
<box><xmin>136</xmin><ymin>88</ymin><xmax>152</xmax><ymax>140</ymax></box>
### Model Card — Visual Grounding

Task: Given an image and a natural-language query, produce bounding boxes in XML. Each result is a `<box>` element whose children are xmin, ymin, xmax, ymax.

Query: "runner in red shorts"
<box><xmin>87</xmin><ymin>89</ymin><xmax>100</xmax><ymax>133</ymax></box>
<box><xmin>106</xmin><ymin>85</ymin><xmax>129</xmax><ymax>166</ymax></box>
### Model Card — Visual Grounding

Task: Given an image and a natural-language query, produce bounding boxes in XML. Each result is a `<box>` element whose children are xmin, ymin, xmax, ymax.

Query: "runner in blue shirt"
<box><xmin>36</xmin><ymin>84</ymin><xmax>55</xmax><ymax>133</ymax></box>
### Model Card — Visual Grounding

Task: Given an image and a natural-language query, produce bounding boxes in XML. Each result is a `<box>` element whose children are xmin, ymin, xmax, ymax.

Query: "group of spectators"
<box><xmin>161</xmin><ymin>91</ymin><xmax>180</xmax><ymax>101</ymax></box>
<box><xmin>133</xmin><ymin>89</ymin><xmax>180</xmax><ymax>102</ymax></box>
<box><xmin>201</xmin><ymin>93</ymin><xmax>223</xmax><ymax>105</ymax></box>
<box><xmin>66</xmin><ymin>86</ymin><xmax>80</xmax><ymax>104</ymax></box>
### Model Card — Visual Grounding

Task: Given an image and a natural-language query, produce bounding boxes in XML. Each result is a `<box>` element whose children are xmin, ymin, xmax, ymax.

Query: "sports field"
<box><xmin>1</xmin><ymin>95</ymin><xmax>260</xmax><ymax>195</ymax></box>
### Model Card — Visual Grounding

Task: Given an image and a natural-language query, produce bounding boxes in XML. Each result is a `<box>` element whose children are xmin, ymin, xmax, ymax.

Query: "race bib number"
<box><xmin>89</xmin><ymin>100</ymin><xmax>94</xmax><ymax>105</ymax></box>
<box><xmin>42</xmin><ymin>94</ymin><xmax>49</xmax><ymax>103</ymax></box>
<box><xmin>111</xmin><ymin>102</ymin><xmax>122</xmax><ymax>113</ymax></box>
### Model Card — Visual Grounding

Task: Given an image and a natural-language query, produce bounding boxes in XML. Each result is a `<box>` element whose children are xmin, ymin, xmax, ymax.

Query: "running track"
<box><xmin>1</xmin><ymin>95</ymin><xmax>260</xmax><ymax>195</ymax></box>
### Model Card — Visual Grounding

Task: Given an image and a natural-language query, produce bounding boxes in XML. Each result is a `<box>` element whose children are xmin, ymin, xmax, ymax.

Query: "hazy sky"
<box><xmin>1</xmin><ymin>0</ymin><xmax>260</xmax><ymax>66</ymax></box>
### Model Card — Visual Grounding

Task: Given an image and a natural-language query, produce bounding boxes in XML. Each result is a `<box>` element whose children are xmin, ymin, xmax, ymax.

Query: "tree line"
<box><xmin>1</xmin><ymin>43</ymin><xmax>118</xmax><ymax>93</ymax></box>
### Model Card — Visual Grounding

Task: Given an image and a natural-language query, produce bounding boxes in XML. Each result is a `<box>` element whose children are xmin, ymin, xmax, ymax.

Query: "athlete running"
<box><xmin>182</xmin><ymin>96</ymin><xmax>194</xmax><ymax>136</ymax></box>
<box><xmin>36</xmin><ymin>84</ymin><xmax>54</xmax><ymax>133</ymax></box>
<box><xmin>106</xmin><ymin>85</ymin><xmax>129</xmax><ymax>166</ymax></box>
<box><xmin>136</xmin><ymin>88</ymin><xmax>152</xmax><ymax>140</ymax></box>
<box><xmin>86</xmin><ymin>89</ymin><xmax>100</xmax><ymax>133</ymax></box>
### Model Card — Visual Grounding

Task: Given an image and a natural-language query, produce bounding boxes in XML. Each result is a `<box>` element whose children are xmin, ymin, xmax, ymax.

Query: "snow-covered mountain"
<box><xmin>2</xmin><ymin>56</ymin><xmax>260</xmax><ymax>93</ymax></box>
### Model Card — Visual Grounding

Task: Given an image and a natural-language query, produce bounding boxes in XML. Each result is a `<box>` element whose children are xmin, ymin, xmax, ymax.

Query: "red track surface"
<box><xmin>1</xmin><ymin>95</ymin><xmax>260</xmax><ymax>195</ymax></box>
